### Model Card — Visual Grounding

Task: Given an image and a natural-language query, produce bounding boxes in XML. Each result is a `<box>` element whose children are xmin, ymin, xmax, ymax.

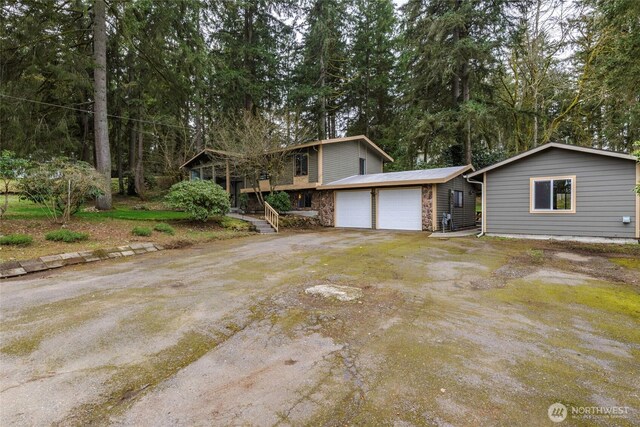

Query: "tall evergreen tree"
<box><xmin>398</xmin><ymin>0</ymin><xmax>507</xmax><ymax>166</ymax></box>
<box><xmin>294</xmin><ymin>0</ymin><xmax>347</xmax><ymax>140</ymax></box>
<box><xmin>345</xmin><ymin>0</ymin><xmax>397</xmax><ymax>153</ymax></box>
<box><xmin>93</xmin><ymin>0</ymin><xmax>111</xmax><ymax>209</ymax></box>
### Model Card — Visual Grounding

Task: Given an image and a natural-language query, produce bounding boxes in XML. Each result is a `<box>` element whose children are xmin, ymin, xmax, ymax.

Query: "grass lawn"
<box><xmin>0</xmin><ymin>195</ymin><xmax>252</xmax><ymax>261</ymax></box>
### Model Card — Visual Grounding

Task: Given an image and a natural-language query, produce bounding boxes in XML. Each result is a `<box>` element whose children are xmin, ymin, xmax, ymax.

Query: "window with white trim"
<box><xmin>530</xmin><ymin>176</ymin><xmax>575</xmax><ymax>212</ymax></box>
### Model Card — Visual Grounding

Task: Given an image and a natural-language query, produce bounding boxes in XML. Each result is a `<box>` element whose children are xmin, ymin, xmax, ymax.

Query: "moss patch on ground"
<box><xmin>488</xmin><ymin>280</ymin><xmax>640</xmax><ymax>320</ymax></box>
<box><xmin>610</xmin><ymin>257</ymin><xmax>640</xmax><ymax>270</ymax></box>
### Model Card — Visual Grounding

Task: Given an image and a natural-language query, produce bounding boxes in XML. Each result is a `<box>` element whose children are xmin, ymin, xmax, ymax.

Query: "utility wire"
<box><xmin>0</xmin><ymin>93</ymin><xmax>195</xmax><ymax>130</ymax></box>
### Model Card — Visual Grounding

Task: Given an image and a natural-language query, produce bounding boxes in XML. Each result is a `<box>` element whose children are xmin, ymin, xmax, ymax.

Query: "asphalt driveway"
<box><xmin>1</xmin><ymin>230</ymin><xmax>638</xmax><ymax>426</ymax></box>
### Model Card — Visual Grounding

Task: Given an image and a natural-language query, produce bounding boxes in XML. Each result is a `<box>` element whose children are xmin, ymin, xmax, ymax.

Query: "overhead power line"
<box><xmin>0</xmin><ymin>93</ymin><xmax>194</xmax><ymax>130</ymax></box>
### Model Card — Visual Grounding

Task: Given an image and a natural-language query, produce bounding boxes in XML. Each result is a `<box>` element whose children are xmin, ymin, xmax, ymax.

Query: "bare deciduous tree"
<box><xmin>213</xmin><ymin>113</ymin><xmax>312</xmax><ymax>207</ymax></box>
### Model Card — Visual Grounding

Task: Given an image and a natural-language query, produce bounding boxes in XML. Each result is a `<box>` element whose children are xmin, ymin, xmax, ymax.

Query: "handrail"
<box><xmin>264</xmin><ymin>201</ymin><xmax>279</xmax><ymax>233</ymax></box>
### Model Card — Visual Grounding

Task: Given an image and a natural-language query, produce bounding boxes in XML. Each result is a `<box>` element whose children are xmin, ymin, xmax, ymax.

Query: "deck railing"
<box><xmin>264</xmin><ymin>201</ymin><xmax>279</xmax><ymax>233</ymax></box>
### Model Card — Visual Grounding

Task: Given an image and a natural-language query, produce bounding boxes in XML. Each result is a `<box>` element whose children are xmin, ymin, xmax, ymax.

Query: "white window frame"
<box><xmin>529</xmin><ymin>175</ymin><xmax>576</xmax><ymax>214</ymax></box>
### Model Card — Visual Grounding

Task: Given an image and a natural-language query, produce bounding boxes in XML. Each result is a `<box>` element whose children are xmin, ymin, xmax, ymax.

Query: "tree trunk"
<box><xmin>116</xmin><ymin>123</ymin><xmax>124</xmax><ymax>195</ymax></box>
<box><xmin>79</xmin><ymin>108</ymin><xmax>91</xmax><ymax>163</ymax></box>
<box><xmin>134</xmin><ymin>129</ymin><xmax>145</xmax><ymax>200</ymax></box>
<box><xmin>319</xmin><ymin>52</ymin><xmax>327</xmax><ymax>140</ymax></box>
<box><xmin>462</xmin><ymin>61</ymin><xmax>471</xmax><ymax>165</ymax></box>
<box><xmin>93</xmin><ymin>0</ymin><xmax>112</xmax><ymax>210</ymax></box>
<box><xmin>243</xmin><ymin>3</ymin><xmax>255</xmax><ymax>114</ymax></box>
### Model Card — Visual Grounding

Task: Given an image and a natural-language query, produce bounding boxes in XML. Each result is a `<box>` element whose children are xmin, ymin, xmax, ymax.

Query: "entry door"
<box><xmin>377</xmin><ymin>188</ymin><xmax>422</xmax><ymax>231</ymax></box>
<box><xmin>335</xmin><ymin>190</ymin><xmax>372</xmax><ymax>228</ymax></box>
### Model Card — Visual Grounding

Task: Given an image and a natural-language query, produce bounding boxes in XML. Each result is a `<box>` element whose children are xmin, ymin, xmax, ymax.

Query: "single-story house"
<box><xmin>317</xmin><ymin>166</ymin><xmax>477</xmax><ymax>231</ymax></box>
<box><xmin>467</xmin><ymin>142</ymin><xmax>639</xmax><ymax>241</ymax></box>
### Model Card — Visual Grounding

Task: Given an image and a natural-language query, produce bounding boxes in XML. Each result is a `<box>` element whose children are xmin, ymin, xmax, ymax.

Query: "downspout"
<box><xmin>465</xmin><ymin>175</ymin><xmax>484</xmax><ymax>237</ymax></box>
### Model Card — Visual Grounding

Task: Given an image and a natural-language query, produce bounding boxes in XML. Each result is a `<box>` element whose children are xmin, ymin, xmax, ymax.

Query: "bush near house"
<box><xmin>0</xmin><ymin>234</ymin><xmax>33</xmax><ymax>246</ymax></box>
<box><xmin>265</xmin><ymin>191</ymin><xmax>291</xmax><ymax>213</ymax></box>
<box><xmin>45</xmin><ymin>230</ymin><xmax>89</xmax><ymax>243</ymax></box>
<box><xmin>164</xmin><ymin>180</ymin><xmax>230</xmax><ymax>222</ymax></box>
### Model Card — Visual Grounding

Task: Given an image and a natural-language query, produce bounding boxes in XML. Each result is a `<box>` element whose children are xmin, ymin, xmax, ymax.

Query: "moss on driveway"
<box><xmin>1</xmin><ymin>231</ymin><xmax>638</xmax><ymax>425</ymax></box>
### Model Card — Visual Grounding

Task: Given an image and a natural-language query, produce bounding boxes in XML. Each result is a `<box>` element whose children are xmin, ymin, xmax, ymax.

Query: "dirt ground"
<box><xmin>0</xmin><ymin>230</ymin><xmax>638</xmax><ymax>426</ymax></box>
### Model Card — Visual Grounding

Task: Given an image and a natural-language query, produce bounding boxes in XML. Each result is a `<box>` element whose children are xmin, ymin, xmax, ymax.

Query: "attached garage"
<box><xmin>377</xmin><ymin>188</ymin><xmax>422</xmax><ymax>230</ymax></box>
<box><xmin>335</xmin><ymin>190</ymin><xmax>372</xmax><ymax>228</ymax></box>
<box><xmin>320</xmin><ymin>165</ymin><xmax>477</xmax><ymax>232</ymax></box>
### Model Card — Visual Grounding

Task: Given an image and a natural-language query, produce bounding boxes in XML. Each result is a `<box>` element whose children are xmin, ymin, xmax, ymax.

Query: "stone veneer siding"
<box><xmin>312</xmin><ymin>190</ymin><xmax>334</xmax><ymax>226</ymax></box>
<box><xmin>422</xmin><ymin>185</ymin><xmax>434</xmax><ymax>231</ymax></box>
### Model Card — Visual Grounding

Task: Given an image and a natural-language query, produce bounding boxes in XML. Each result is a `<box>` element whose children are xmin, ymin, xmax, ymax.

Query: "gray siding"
<box><xmin>363</xmin><ymin>142</ymin><xmax>383</xmax><ymax>174</ymax></box>
<box><xmin>486</xmin><ymin>148</ymin><xmax>636</xmax><ymax>238</ymax></box>
<box><xmin>309</xmin><ymin>147</ymin><xmax>319</xmax><ymax>183</ymax></box>
<box><xmin>275</xmin><ymin>155</ymin><xmax>294</xmax><ymax>185</ymax></box>
<box><xmin>436</xmin><ymin>175</ymin><xmax>478</xmax><ymax>231</ymax></box>
<box><xmin>323</xmin><ymin>140</ymin><xmax>385</xmax><ymax>183</ymax></box>
<box><xmin>323</xmin><ymin>141</ymin><xmax>360</xmax><ymax>183</ymax></box>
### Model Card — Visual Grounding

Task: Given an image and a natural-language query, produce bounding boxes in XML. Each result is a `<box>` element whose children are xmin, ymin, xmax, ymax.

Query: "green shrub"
<box><xmin>165</xmin><ymin>180</ymin><xmax>230</xmax><ymax>222</ymax></box>
<box><xmin>153</xmin><ymin>223</ymin><xmax>175</xmax><ymax>235</ymax></box>
<box><xmin>0</xmin><ymin>234</ymin><xmax>33</xmax><ymax>246</ymax></box>
<box><xmin>132</xmin><ymin>226</ymin><xmax>152</xmax><ymax>237</ymax></box>
<box><xmin>265</xmin><ymin>191</ymin><xmax>291</xmax><ymax>213</ymax></box>
<box><xmin>45</xmin><ymin>229</ymin><xmax>89</xmax><ymax>243</ymax></box>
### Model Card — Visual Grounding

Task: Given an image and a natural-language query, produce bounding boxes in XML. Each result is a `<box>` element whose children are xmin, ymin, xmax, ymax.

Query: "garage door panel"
<box><xmin>335</xmin><ymin>190</ymin><xmax>372</xmax><ymax>228</ymax></box>
<box><xmin>378</xmin><ymin>188</ymin><xmax>422</xmax><ymax>231</ymax></box>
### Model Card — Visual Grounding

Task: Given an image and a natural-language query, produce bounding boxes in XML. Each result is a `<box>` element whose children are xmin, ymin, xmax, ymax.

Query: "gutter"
<box><xmin>465</xmin><ymin>175</ymin><xmax>484</xmax><ymax>237</ymax></box>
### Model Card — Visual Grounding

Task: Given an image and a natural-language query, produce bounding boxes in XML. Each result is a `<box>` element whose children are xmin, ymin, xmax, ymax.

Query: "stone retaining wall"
<box><xmin>0</xmin><ymin>243</ymin><xmax>163</xmax><ymax>279</ymax></box>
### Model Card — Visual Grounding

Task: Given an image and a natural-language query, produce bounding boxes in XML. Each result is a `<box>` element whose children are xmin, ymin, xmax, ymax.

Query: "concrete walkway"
<box><xmin>429</xmin><ymin>228</ymin><xmax>480</xmax><ymax>238</ymax></box>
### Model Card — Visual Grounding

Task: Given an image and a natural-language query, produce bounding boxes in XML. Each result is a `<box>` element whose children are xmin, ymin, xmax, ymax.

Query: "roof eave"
<box><xmin>319</xmin><ymin>165</ymin><xmax>473</xmax><ymax>190</ymax></box>
<box><xmin>468</xmin><ymin>143</ymin><xmax>635</xmax><ymax>178</ymax></box>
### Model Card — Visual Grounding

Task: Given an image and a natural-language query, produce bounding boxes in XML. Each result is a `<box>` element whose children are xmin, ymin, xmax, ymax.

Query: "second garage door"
<box><xmin>377</xmin><ymin>188</ymin><xmax>422</xmax><ymax>230</ymax></box>
<box><xmin>335</xmin><ymin>190</ymin><xmax>372</xmax><ymax>228</ymax></box>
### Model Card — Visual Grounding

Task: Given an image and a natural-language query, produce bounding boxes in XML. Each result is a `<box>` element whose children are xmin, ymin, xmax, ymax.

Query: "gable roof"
<box><xmin>285</xmin><ymin>135</ymin><xmax>394</xmax><ymax>162</ymax></box>
<box><xmin>180</xmin><ymin>135</ymin><xmax>394</xmax><ymax>170</ymax></box>
<box><xmin>180</xmin><ymin>149</ymin><xmax>239</xmax><ymax>169</ymax></box>
<box><xmin>319</xmin><ymin>165</ymin><xmax>473</xmax><ymax>190</ymax></box>
<box><xmin>468</xmin><ymin>142</ymin><xmax>636</xmax><ymax>179</ymax></box>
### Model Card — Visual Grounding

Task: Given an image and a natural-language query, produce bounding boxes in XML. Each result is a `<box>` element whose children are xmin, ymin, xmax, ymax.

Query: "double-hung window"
<box><xmin>294</xmin><ymin>153</ymin><xmax>308</xmax><ymax>177</ymax></box>
<box><xmin>530</xmin><ymin>176</ymin><xmax>576</xmax><ymax>213</ymax></box>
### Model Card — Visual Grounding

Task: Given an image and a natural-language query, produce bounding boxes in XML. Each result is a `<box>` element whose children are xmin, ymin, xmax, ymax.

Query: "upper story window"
<box><xmin>359</xmin><ymin>158</ymin><xmax>366</xmax><ymax>175</ymax></box>
<box><xmin>453</xmin><ymin>190</ymin><xmax>463</xmax><ymax>208</ymax></box>
<box><xmin>294</xmin><ymin>153</ymin><xmax>308</xmax><ymax>176</ymax></box>
<box><xmin>530</xmin><ymin>176</ymin><xmax>576</xmax><ymax>213</ymax></box>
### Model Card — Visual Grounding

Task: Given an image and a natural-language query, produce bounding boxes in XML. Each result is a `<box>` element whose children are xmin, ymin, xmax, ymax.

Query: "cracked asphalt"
<box><xmin>1</xmin><ymin>230</ymin><xmax>638</xmax><ymax>426</ymax></box>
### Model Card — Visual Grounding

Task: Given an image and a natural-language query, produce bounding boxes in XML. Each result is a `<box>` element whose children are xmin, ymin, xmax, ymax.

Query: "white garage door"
<box><xmin>335</xmin><ymin>190</ymin><xmax>372</xmax><ymax>228</ymax></box>
<box><xmin>378</xmin><ymin>188</ymin><xmax>422</xmax><ymax>231</ymax></box>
